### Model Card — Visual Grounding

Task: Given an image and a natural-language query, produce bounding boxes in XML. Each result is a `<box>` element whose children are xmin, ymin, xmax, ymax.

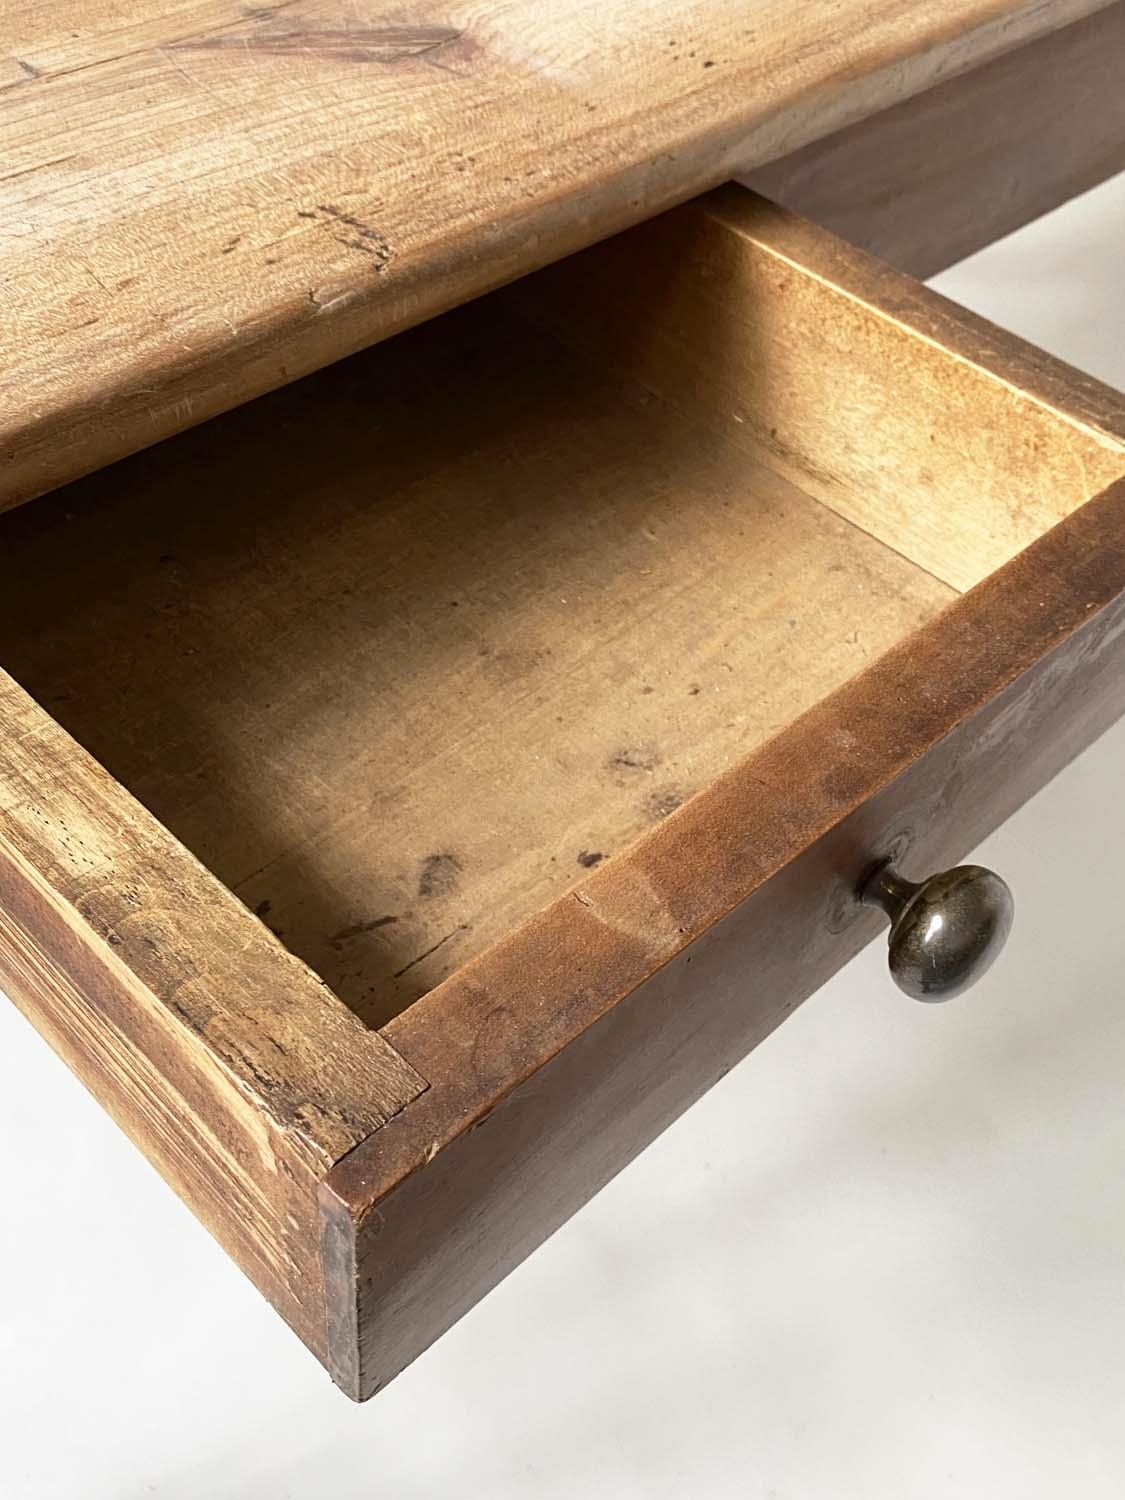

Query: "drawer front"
<box><xmin>2</xmin><ymin>183</ymin><xmax>1124</xmax><ymax>1399</ymax></box>
<box><xmin>328</xmin><ymin>476</ymin><xmax>1125</xmax><ymax>1397</ymax></box>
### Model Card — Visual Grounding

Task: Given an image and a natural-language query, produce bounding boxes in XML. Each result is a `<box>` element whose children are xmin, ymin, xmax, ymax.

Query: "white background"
<box><xmin>2</xmin><ymin>174</ymin><xmax>1124</xmax><ymax>1499</ymax></box>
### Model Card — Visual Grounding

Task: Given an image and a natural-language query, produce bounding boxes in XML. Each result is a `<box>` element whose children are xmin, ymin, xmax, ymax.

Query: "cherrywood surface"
<box><xmin>0</xmin><ymin>0</ymin><xmax>1112</xmax><ymax>509</ymax></box>
<box><xmin>747</xmin><ymin>1</ymin><xmax>1125</xmax><ymax>279</ymax></box>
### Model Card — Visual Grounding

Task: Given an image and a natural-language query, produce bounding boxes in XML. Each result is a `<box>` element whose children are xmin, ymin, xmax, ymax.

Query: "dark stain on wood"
<box><xmin>331</xmin><ymin>915</ymin><xmax>399</xmax><ymax>948</ymax></box>
<box><xmin>609</xmin><ymin>746</ymin><xmax>661</xmax><ymax>773</ymax></box>
<box><xmin>647</xmin><ymin>789</ymin><xmax>684</xmax><ymax>820</ymax></box>
<box><xmin>418</xmin><ymin>854</ymin><xmax>462</xmax><ymax>899</ymax></box>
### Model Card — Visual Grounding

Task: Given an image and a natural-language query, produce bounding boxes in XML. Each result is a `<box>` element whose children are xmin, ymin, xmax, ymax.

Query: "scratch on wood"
<box><xmin>320</xmin><ymin>203</ymin><xmax>394</xmax><ymax>269</ymax></box>
<box><xmin>308</xmin><ymin>286</ymin><xmax>359</xmax><ymax>313</ymax></box>
<box><xmin>158</xmin><ymin>44</ymin><xmax>227</xmax><ymax>103</ymax></box>
<box><xmin>298</xmin><ymin>204</ymin><xmax>394</xmax><ymax>272</ymax></box>
<box><xmin>575</xmin><ymin>865</ymin><xmax>684</xmax><ymax>956</ymax></box>
<box><xmin>174</xmin><ymin>25</ymin><xmax>462</xmax><ymax>64</ymax></box>
<box><xmin>393</xmin><ymin>925</ymin><xmax>469</xmax><ymax>981</ymax></box>
<box><xmin>0</xmin><ymin>154</ymin><xmax>79</xmax><ymax>184</ymax></box>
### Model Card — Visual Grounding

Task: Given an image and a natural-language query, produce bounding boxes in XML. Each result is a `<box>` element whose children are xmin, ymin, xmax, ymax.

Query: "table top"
<box><xmin>0</xmin><ymin>0</ymin><xmax>1106</xmax><ymax>508</ymax></box>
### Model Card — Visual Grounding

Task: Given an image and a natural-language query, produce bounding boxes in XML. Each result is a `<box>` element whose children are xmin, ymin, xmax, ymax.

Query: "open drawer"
<box><xmin>2</xmin><ymin>186</ymin><xmax>1124</xmax><ymax>1400</ymax></box>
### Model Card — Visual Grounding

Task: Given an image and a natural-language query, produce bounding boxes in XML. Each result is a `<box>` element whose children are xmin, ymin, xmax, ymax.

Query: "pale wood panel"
<box><xmin>522</xmin><ymin>189</ymin><xmax>1125</xmax><ymax>591</ymax></box>
<box><xmin>0</xmin><ymin>295</ymin><xmax>953</xmax><ymax>1027</ymax></box>
<box><xmin>0</xmin><ymin>0</ymin><xmax>1111</xmax><ymax>508</ymax></box>
<box><xmin>746</xmin><ymin>1</ymin><xmax>1125</xmax><ymax>279</ymax></box>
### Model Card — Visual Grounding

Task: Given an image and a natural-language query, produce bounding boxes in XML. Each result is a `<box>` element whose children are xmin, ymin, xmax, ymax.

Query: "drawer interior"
<box><xmin>1</xmin><ymin>188</ymin><xmax>1122</xmax><ymax>1030</ymax></box>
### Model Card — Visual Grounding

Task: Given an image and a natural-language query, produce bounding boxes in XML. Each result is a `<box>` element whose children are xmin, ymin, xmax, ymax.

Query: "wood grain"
<box><xmin>0</xmin><ymin>670</ymin><xmax>425</xmax><ymax>1358</ymax></box>
<box><xmin>521</xmin><ymin>188</ymin><xmax>1125</xmax><ymax>590</ymax></box>
<box><xmin>329</xmin><ymin>474</ymin><xmax>1125</xmax><ymax>1398</ymax></box>
<box><xmin>746</xmin><ymin>1</ymin><xmax>1125</xmax><ymax>279</ymax></box>
<box><xmin>0</xmin><ymin>0</ymin><xmax>1112</xmax><ymax>508</ymax></box>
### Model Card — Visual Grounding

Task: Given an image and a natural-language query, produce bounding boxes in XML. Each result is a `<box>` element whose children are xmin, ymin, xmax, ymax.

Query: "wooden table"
<box><xmin>2</xmin><ymin>0</ymin><xmax>1124</xmax><ymax>1403</ymax></box>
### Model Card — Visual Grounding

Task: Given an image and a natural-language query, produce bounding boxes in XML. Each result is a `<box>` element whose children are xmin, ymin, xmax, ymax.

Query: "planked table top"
<box><xmin>0</xmin><ymin>0</ymin><xmax>1111</xmax><ymax>508</ymax></box>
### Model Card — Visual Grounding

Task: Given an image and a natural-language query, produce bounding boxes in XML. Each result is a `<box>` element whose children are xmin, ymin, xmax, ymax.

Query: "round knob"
<box><xmin>860</xmin><ymin>861</ymin><xmax>1014</xmax><ymax>1002</ymax></box>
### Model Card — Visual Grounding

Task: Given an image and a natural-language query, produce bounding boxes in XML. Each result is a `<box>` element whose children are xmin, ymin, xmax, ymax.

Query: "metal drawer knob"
<box><xmin>861</xmin><ymin>861</ymin><xmax>1014</xmax><ymax>1002</ymax></box>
